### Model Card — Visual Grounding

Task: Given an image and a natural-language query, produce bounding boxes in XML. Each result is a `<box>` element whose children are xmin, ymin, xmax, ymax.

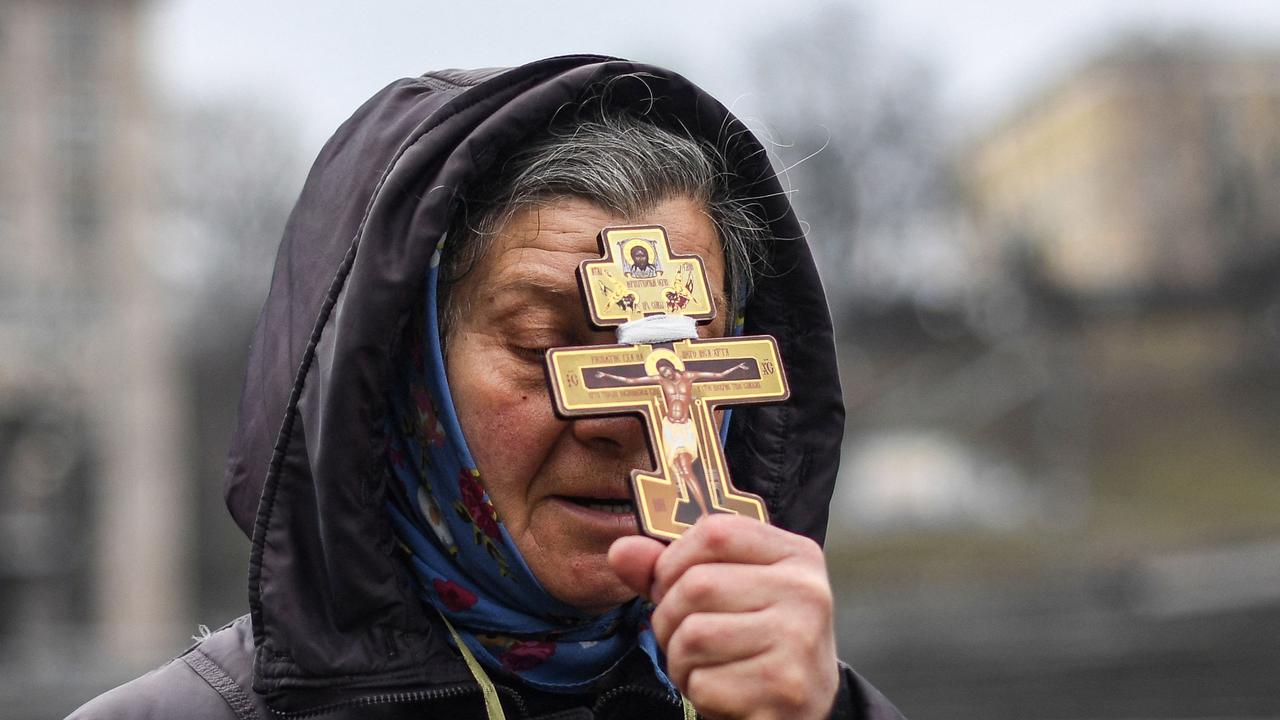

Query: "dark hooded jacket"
<box><xmin>68</xmin><ymin>56</ymin><xmax>904</xmax><ymax>720</ymax></box>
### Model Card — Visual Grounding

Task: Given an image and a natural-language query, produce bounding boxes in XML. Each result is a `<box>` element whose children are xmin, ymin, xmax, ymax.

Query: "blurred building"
<box><xmin>962</xmin><ymin>40</ymin><xmax>1280</xmax><ymax>475</ymax></box>
<box><xmin>832</xmin><ymin>40</ymin><xmax>1280</xmax><ymax>720</ymax></box>
<box><xmin>0</xmin><ymin>0</ymin><xmax>191</xmax><ymax>675</ymax></box>
<box><xmin>970</xmin><ymin>41</ymin><xmax>1280</xmax><ymax>299</ymax></box>
<box><xmin>836</xmin><ymin>39</ymin><xmax>1280</xmax><ymax>534</ymax></box>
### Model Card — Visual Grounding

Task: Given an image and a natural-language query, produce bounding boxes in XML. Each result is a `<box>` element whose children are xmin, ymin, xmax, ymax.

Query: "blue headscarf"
<box><xmin>385</xmin><ymin>238</ymin><xmax>675</xmax><ymax>693</ymax></box>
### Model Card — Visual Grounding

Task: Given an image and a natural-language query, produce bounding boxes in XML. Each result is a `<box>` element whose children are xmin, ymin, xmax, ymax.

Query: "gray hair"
<box><xmin>438</xmin><ymin>111</ymin><xmax>769</xmax><ymax>338</ymax></box>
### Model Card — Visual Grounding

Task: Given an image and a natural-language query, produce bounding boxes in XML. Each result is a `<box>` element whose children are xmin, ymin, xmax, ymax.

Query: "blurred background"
<box><xmin>2</xmin><ymin>1</ymin><xmax>1278</xmax><ymax>718</ymax></box>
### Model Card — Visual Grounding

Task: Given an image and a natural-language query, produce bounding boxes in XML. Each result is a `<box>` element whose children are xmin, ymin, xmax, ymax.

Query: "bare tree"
<box><xmin>156</xmin><ymin>100</ymin><xmax>306</xmax><ymax>337</ymax></box>
<box><xmin>747</xmin><ymin>6</ymin><xmax>964</xmax><ymax>315</ymax></box>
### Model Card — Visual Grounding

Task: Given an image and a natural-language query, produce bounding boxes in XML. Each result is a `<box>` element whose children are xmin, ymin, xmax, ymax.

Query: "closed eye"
<box><xmin>513</xmin><ymin>345</ymin><xmax>551</xmax><ymax>362</ymax></box>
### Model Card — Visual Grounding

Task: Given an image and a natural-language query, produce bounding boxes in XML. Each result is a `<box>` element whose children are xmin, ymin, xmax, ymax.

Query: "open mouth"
<box><xmin>564</xmin><ymin>497</ymin><xmax>636</xmax><ymax>515</ymax></box>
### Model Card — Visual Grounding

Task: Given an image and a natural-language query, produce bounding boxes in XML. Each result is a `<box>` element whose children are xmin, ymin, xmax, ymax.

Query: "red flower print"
<box><xmin>414</xmin><ymin>386</ymin><xmax>433</xmax><ymax>416</ymax></box>
<box><xmin>432</xmin><ymin>578</ymin><xmax>477</xmax><ymax>612</ymax></box>
<box><xmin>413</xmin><ymin>386</ymin><xmax>446</xmax><ymax>447</ymax></box>
<box><xmin>423</xmin><ymin>420</ymin><xmax>446</xmax><ymax>448</ymax></box>
<box><xmin>500</xmin><ymin>640</ymin><xmax>555</xmax><ymax>673</ymax></box>
<box><xmin>459</xmin><ymin>470</ymin><xmax>501</xmax><ymax>540</ymax></box>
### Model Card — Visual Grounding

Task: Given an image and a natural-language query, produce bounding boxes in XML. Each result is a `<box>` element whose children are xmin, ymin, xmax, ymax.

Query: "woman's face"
<box><xmin>445</xmin><ymin>195</ymin><xmax>727</xmax><ymax>614</ymax></box>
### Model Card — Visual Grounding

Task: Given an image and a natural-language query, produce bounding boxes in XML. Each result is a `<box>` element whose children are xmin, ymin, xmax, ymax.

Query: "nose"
<box><xmin>570</xmin><ymin>413</ymin><xmax>653</xmax><ymax>468</ymax></box>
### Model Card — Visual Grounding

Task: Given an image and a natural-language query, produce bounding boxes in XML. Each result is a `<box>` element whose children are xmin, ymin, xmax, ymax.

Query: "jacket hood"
<box><xmin>223</xmin><ymin>55</ymin><xmax>845</xmax><ymax>703</ymax></box>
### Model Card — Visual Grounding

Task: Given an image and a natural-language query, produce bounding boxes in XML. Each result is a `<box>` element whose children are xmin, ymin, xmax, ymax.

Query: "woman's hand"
<box><xmin>609</xmin><ymin>514</ymin><xmax>839</xmax><ymax>720</ymax></box>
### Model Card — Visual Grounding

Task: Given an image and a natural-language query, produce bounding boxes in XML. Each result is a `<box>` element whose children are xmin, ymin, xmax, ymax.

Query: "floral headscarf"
<box><xmin>385</xmin><ymin>238</ymin><xmax>674</xmax><ymax>693</ymax></box>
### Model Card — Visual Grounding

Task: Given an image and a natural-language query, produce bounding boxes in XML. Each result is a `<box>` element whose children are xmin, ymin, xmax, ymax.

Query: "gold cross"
<box><xmin>546</xmin><ymin>226</ymin><xmax>789</xmax><ymax>541</ymax></box>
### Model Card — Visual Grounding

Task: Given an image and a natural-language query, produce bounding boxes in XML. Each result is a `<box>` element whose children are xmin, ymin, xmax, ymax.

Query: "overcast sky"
<box><xmin>147</xmin><ymin>0</ymin><xmax>1280</xmax><ymax>158</ymax></box>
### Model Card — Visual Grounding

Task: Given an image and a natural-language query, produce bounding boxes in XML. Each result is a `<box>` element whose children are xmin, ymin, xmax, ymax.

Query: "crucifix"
<box><xmin>546</xmin><ymin>225</ymin><xmax>789</xmax><ymax>541</ymax></box>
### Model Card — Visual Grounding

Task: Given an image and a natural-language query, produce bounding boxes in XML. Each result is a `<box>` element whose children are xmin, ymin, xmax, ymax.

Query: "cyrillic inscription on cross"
<box><xmin>546</xmin><ymin>225</ymin><xmax>790</xmax><ymax>541</ymax></box>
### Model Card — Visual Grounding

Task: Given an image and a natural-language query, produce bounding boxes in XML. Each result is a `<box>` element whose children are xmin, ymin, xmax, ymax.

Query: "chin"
<box><xmin>541</xmin><ymin>556</ymin><xmax>636</xmax><ymax>616</ymax></box>
<box><xmin>562</xmin><ymin>587</ymin><xmax>637</xmax><ymax>617</ymax></box>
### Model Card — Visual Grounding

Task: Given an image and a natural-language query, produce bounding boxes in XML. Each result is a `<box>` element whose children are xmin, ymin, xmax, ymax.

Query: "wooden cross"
<box><xmin>546</xmin><ymin>225</ymin><xmax>789</xmax><ymax>541</ymax></box>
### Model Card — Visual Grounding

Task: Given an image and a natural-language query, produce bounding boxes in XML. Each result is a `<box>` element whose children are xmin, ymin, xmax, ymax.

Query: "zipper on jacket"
<box><xmin>268</xmin><ymin>681</ymin><xmax>531</xmax><ymax>719</ymax></box>
<box><xmin>590</xmin><ymin>684</ymin><xmax>685</xmax><ymax>717</ymax></box>
<box><xmin>270</xmin><ymin>681</ymin><xmax>679</xmax><ymax>719</ymax></box>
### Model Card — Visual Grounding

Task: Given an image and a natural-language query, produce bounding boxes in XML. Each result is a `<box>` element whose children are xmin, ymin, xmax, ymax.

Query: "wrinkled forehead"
<box><xmin>459</xmin><ymin>195</ymin><xmax>729</xmax><ymax>320</ymax></box>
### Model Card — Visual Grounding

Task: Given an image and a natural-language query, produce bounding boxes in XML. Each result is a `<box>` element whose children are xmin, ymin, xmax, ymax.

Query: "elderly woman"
<box><xmin>69</xmin><ymin>56</ymin><xmax>903</xmax><ymax>720</ymax></box>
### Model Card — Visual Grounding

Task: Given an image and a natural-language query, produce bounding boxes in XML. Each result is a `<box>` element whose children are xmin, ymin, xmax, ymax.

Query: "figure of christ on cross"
<box><xmin>548</xmin><ymin>335</ymin><xmax>786</xmax><ymax>539</ymax></box>
<box><xmin>594</xmin><ymin>358</ymin><xmax>749</xmax><ymax>517</ymax></box>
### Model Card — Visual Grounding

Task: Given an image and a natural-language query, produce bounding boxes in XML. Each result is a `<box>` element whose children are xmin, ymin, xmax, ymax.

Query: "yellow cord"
<box><xmin>682</xmin><ymin>694</ymin><xmax>697</xmax><ymax>719</ymax></box>
<box><xmin>441</xmin><ymin>615</ymin><xmax>507</xmax><ymax>720</ymax></box>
